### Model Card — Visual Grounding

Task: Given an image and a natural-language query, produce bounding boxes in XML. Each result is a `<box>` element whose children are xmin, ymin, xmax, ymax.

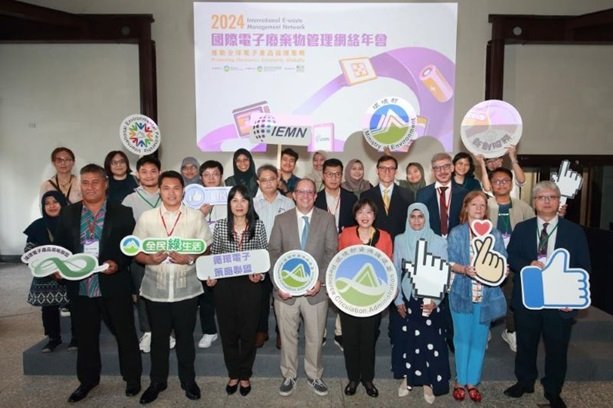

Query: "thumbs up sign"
<box><xmin>471</xmin><ymin>235</ymin><xmax>507</xmax><ymax>286</ymax></box>
<box><xmin>520</xmin><ymin>248</ymin><xmax>590</xmax><ymax>310</ymax></box>
<box><xmin>551</xmin><ymin>160</ymin><xmax>583</xmax><ymax>206</ymax></box>
<box><xmin>402</xmin><ymin>239</ymin><xmax>451</xmax><ymax>300</ymax></box>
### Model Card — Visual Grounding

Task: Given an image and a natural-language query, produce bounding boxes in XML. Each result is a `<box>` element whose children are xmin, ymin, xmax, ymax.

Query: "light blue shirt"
<box><xmin>254</xmin><ymin>191</ymin><xmax>295</xmax><ymax>242</ymax></box>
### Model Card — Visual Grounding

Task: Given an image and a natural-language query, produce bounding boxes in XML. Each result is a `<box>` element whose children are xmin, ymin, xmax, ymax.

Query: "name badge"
<box><xmin>537</xmin><ymin>255</ymin><xmax>547</xmax><ymax>264</ymax></box>
<box><xmin>502</xmin><ymin>233</ymin><xmax>511</xmax><ymax>248</ymax></box>
<box><xmin>84</xmin><ymin>239</ymin><xmax>100</xmax><ymax>258</ymax></box>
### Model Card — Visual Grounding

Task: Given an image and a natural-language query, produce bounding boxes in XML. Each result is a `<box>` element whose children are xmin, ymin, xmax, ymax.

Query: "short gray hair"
<box><xmin>532</xmin><ymin>180</ymin><xmax>560</xmax><ymax>198</ymax></box>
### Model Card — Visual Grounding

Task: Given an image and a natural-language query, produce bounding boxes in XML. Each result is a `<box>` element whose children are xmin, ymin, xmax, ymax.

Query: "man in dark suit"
<box><xmin>504</xmin><ymin>181</ymin><xmax>590</xmax><ymax>408</ymax></box>
<box><xmin>314</xmin><ymin>158</ymin><xmax>357</xmax><ymax>233</ymax></box>
<box><xmin>361</xmin><ymin>155</ymin><xmax>413</xmax><ymax>239</ymax></box>
<box><xmin>55</xmin><ymin>164</ymin><xmax>141</xmax><ymax>403</ymax></box>
<box><xmin>416</xmin><ymin>152</ymin><xmax>468</xmax><ymax>237</ymax></box>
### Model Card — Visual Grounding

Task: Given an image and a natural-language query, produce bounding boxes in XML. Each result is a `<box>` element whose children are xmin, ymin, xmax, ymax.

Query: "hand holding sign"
<box><xmin>551</xmin><ymin>160</ymin><xmax>583</xmax><ymax>207</ymax></box>
<box><xmin>402</xmin><ymin>239</ymin><xmax>451</xmax><ymax>300</ymax></box>
<box><xmin>470</xmin><ymin>220</ymin><xmax>507</xmax><ymax>286</ymax></box>
<box><xmin>520</xmin><ymin>248</ymin><xmax>590</xmax><ymax>310</ymax></box>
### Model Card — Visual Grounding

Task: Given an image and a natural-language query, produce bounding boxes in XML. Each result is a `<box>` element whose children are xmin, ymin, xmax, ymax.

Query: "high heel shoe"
<box><xmin>226</xmin><ymin>379</ymin><xmax>239</xmax><ymax>395</ymax></box>
<box><xmin>467</xmin><ymin>386</ymin><xmax>482</xmax><ymax>403</ymax></box>
<box><xmin>344</xmin><ymin>381</ymin><xmax>358</xmax><ymax>396</ymax></box>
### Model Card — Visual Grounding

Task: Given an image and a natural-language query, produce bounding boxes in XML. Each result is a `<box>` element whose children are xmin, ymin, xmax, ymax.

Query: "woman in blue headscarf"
<box><xmin>391</xmin><ymin>203</ymin><xmax>451</xmax><ymax>404</ymax></box>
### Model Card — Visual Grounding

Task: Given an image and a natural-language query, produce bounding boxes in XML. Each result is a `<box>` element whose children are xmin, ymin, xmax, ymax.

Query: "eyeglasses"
<box><xmin>111</xmin><ymin>160</ymin><xmax>126</xmax><ymax>166</ymax></box>
<box><xmin>202</xmin><ymin>172</ymin><xmax>221</xmax><ymax>178</ymax></box>
<box><xmin>294</xmin><ymin>189</ymin><xmax>315</xmax><ymax>196</ymax></box>
<box><xmin>377</xmin><ymin>166</ymin><xmax>397</xmax><ymax>172</ymax></box>
<box><xmin>323</xmin><ymin>172</ymin><xmax>342</xmax><ymax>178</ymax></box>
<box><xmin>535</xmin><ymin>195</ymin><xmax>559</xmax><ymax>202</ymax></box>
<box><xmin>491</xmin><ymin>179</ymin><xmax>511</xmax><ymax>186</ymax></box>
<box><xmin>54</xmin><ymin>158</ymin><xmax>73</xmax><ymax>164</ymax></box>
<box><xmin>432</xmin><ymin>163</ymin><xmax>452</xmax><ymax>172</ymax></box>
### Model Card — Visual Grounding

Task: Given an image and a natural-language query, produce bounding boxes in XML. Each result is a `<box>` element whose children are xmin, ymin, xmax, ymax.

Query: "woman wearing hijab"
<box><xmin>181</xmin><ymin>157</ymin><xmax>201</xmax><ymax>186</ymax></box>
<box><xmin>306</xmin><ymin>150</ymin><xmax>327</xmax><ymax>192</ymax></box>
<box><xmin>398</xmin><ymin>162</ymin><xmax>427</xmax><ymax>196</ymax></box>
<box><xmin>23</xmin><ymin>191</ymin><xmax>77</xmax><ymax>352</ymax></box>
<box><xmin>104</xmin><ymin>150</ymin><xmax>138</xmax><ymax>203</ymax></box>
<box><xmin>392</xmin><ymin>203</ymin><xmax>451</xmax><ymax>403</ymax></box>
<box><xmin>224</xmin><ymin>148</ymin><xmax>258</xmax><ymax>198</ymax></box>
<box><xmin>40</xmin><ymin>147</ymin><xmax>81</xmax><ymax>204</ymax></box>
<box><xmin>341</xmin><ymin>159</ymin><xmax>372</xmax><ymax>198</ymax></box>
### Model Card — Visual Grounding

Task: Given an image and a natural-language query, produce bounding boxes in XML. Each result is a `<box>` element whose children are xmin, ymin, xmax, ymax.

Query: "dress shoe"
<box><xmin>67</xmin><ymin>383</ymin><xmax>98</xmax><ymax>403</ymax></box>
<box><xmin>504</xmin><ymin>382</ymin><xmax>534</xmax><ymax>398</ymax></box>
<box><xmin>545</xmin><ymin>392</ymin><xmax>567</xmax><ymax>408</ymax></box>
<box><xmin>226</xmin><ymin>379</ymin><xmax>239</xmax><ymax>395</ymax></box>
<box><xmin>125</xmin><ymin>383</ymin><xmax>141</xmax><ymax>397</ymax></box>
<box><xmin>239</xmin><ymin>381</ymin><xmax>251</xmax><ymax>396</ymax></box>
<box><xmin>139</xmin><ymin>383</ymin><xmax>167</xmax><ymax>404</ymax></box>
<box><xmin>344</xmin><ymin>381</ymin><xmax>358</xmax><ymax>396</ymax></box>
<box><xmin>255</xmin><ymin>332</ymin><xmax>269</xmax><ymax>348</ymax></box>
<box><xmin>181</xmin><ymin>382</ymin><xmax>201</xmax><ymax>400</ymax></box>
<box><xmin>361</xmin><ymin>381</ymin><xmax>378</xmax><ymax>398</ymax></box>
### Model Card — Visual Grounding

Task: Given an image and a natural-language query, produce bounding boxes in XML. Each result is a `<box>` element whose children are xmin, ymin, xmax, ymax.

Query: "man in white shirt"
<box><xmin>133</xmin><ymin>171</ymin><xmax>213</xmax><ymax>404</ymax></box>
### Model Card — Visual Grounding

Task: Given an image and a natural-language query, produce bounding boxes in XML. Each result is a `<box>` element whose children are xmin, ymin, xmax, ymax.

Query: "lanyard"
<box><xmin>160</xmin><ymin>208</ymin><xmax>182</xmax><ymax>237</ymax></box>
<box><xmin>536</xmin><ymin>222</ymin><xmax>558</xmax><ymax>243</ymax></box>
<box><xmin>136</xmin><ymin>189</ymin><xmax>161</xmax><ymax>209</ymax></box>
<box><xmin>87</xmin><ymin>209</ymin><xmax>104</xmax><ymax>238</ymax></box>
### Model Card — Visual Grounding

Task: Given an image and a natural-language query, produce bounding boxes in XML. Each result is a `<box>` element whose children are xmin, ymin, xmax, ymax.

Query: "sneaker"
<box><xmin>139</xmin><ymin>332</ymin><xmax>151</xmax><ymax>353</ymax></box>
<box><xmin>42</xmin><ymin>338</ymin><xmax>62</xmax><ymax>353</ymax></box>
<box><xmin>334</xmin><ymin>335</ymin><xmax>343</xmax><ymax>351</ymax></box>
<box><xmin>501</xmin><ymin>329</ymin><xmax>517</xmax><ymax>352</ymax></box>
<box><xmin>279</xmin><ymin>377</ymin><xmax>296</xmax><ymax>396</ymax></box>
<box><xmin>67</xmin><ymin>339</ymin><xmax>78</xmax><ymax>351</ymax></box>
<box><xmin>307</xmin><ymin>378</ymin><xmax>329</xmax><ymax>396</ymax></box>
<box><xmin>169</xmin><ymin>335</ymin><xmax>176</xmax><ymax>350</ymax></box>
<box><xmin>198</xmin><ymin>333</ymin><xmax>218</xmax><ymax>349</ymax></box>
<box><xmin>60</xmin><ymin>307</ymin><xmax>70</xmax><ymax>317</ymax></box>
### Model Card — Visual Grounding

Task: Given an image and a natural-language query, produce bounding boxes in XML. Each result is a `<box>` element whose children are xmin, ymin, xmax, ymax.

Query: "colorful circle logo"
<box><xmin>362</xmin><ymin>97</ymin><xmax>417</xmax><ymax>151</ymax></box>
<box><xmin>326</xmin><ymin>245</ymin><xmax>397</xmax><ymax>317</ymax></box>
<box><xmin>273</xmin><ymin>250</ymin><xmax>319</xmax><ymax>296</ymax></box>
<box><xmin>119</xmin><ymin>114</ymin><xmax>161</xmax><ymax>155</ymax></box>
<box><xmin>120</xmin><ymin>235</ymin><xmax>142</xmax><ymax>256</ymax></box>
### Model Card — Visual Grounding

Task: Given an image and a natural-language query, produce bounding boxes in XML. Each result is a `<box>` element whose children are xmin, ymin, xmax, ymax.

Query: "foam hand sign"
<box><xmin>470</xmin><ymin>220</ymin><xmax>507</xmax><ymax>286</ymax></box>
<box><xmin>551</xmin><ymin>160</ymin><xmax>583</xmax><ymax>207</ymax></box>
<box><xmin>520</xmin><ymin>248</ymin><xmax>590</xmax><ymax>310</ymax></box>
<box><xmin>402</xmin><ymin>239</ymin><xmax>451</xmax><ymax>300</ymax></box>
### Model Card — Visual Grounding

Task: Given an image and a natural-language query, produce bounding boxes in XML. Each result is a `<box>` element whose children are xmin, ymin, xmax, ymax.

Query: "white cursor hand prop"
<box><xmin>551</xmin><ymin>160</ymin><xmax>582</xmax><ymax>207</ymax></box>
<box><xmin>402</xmin><ymin>239</ymin><xmax>451</xmax><ymax>300</ymax></box>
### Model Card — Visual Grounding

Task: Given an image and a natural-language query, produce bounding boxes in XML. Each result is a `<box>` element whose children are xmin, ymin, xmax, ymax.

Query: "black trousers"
<box><xmin>145</xmin><ymin>297</ymin><xmax>198</xmax><ymax>385</ymax></box>
<box><xmin>514</xmin><ymin>308</ymin><xmax>573</xmax><ymax>396</ymax></box>
<box><xmin>339</xmin><ymin>311</ymin><xmax>381</xmax><ymax>382</ymax></box>
<box><xmin>257</xmin><ymin>276</ymin><xmax>273</xmax><ymax>333</ymax></box>
<box><xmin>72</xmin><ymin>294</ymin><xmax>141</xmax><ymax>387</ymax></box>
<box><xmin>42</xmin><ymin>304</ymin><xmax>77</xmax><ymax>341</ymax></box>
<box><xmin>214</xmin><ymin>276</ymin><xmax>262</xmax><ymax>380</ymax></box>
<box><xmin>198</xmin><ymin>285</ymin><xmax>218</xmax><ymax>335</ymax></box>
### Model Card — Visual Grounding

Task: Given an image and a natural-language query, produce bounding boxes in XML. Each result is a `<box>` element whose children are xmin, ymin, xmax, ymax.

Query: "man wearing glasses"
<box><xmin>416</xmin><ymin>152</ymin><xmax>468</xmax><ymax>237</ymax></box>
<box><xmin>269</xmin><ymin>178</ymin><xmax>338</xmax><ymax>398</ymax></box>
<box><xmin>361</xmin><ymin>155</ymin><xmax>413</xmax><ymax>239</ymax></box>
<box><xmin>505</xmin><ymin>181</ymin><xmax>590</xmax><ymax>408</ymax></box>
<box><xmin>487</xmin><ymin>167</ymin><xmax>535</xmax><ymax>352</ymax></box>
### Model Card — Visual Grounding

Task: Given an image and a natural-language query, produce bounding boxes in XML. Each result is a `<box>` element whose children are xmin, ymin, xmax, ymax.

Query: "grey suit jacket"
<box><xmin>269</xmin><ymin>207</ymin><xmax>338</xmax><ymax>305</ymax></box>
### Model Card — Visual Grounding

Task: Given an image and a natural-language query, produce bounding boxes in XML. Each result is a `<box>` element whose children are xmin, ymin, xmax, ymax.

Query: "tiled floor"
<box><xmin>2</xmin><ymin>262</ymin><xmax>612</xmax><ymax>407</ymax></box>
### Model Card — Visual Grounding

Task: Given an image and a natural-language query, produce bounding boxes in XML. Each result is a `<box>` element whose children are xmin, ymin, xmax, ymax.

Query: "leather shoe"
<box><xmin>68</xmin><ymin>383</ymin><xmax>98</xmax><ymax>403</ymax></box>
<box><xmin>545</xmin><ymin>392</ymin><xmax>567</xmax><ymax>408</ymax></box>
<box><xmin>239</xmin><ymin>381</ymin><xmax>251</xmax><ymax>396</ymax></box>
<box><xmin>181</xmin><ymin>382</ymin><xmax>201</xmax><ymax>400</ymax></box>
<box><xmin>344</xmin><ymin>381</ymin><xmax>358</xmax><ymax>396</ymax></box>
<box><xmin>139</xmin><ymin>383</ymin><xmax>167</xmax><ymax>404</ymax></box>
<box><xmin>504</xmin><ymin>382</ymin><xmax>534</xmax><ymax>398</ymax></box>
<box><xmin>226</xmin><ymin>380</ymin><xmax>239</xmax><ymax>395</ymax></box>
<box><xmin>125</xmin><ymin>383</ymin><xmax>141</xmax><ymax>397</ymax></box>
<box><xmin>255</xmin><ymin>332</ymin><xmax>269</xmax><ymax>348</ymax></box>
<box><xmin>362</xmin><ymin>381</ymin><xmax>379</xmax><ymax>398</ymax></box>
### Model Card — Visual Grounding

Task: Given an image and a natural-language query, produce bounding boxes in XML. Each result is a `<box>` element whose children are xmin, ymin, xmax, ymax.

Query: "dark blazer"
<box><xmin>314</xmin><ymin>188</ymin><xmax>357</xmax><ymax>233</ymax></box>
<box><xmin>507</xmin><ymin>217</ymin><xmax>591</xmax><ymax>316</ymax></box>
<box><xmin>416</xmin><ymin>183</ymin><xmax>468</xmax><ymax>236</ymax></box>
<box><xmin>55</xmin><ymin>201</ymin><xmax>136</xmax><ymax>299</ymax></box>
<box><xmin>361</xmin><ymin>184</ymin><xmax>414</xmax><ymax>239</ymax></box>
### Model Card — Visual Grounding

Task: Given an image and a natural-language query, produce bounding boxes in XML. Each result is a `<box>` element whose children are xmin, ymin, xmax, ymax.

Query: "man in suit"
<box><xmin>361</xmin><ymin>155</ymin><xmax>413</xmax><ymax>239</ymax></box>
<box><xmin>416</xmin><ymin>152</ymin><xmax>468</xmax><ymax>237</ymax></box>
<box><xmin>269</xmin><ymin>178</ymin><xmax>338</xmax><ymax>397</ymax></box>
<box><xmin>55</xmin><ymin>164</ymin><xmax>141</xmax><ymax>403</ymax></box>
<box><xmin>314</xmin><ymin>158</ymin><xmax>357</xmax><ymax>351</ymax></box>
<box><xmin>504</xmin><ymin>181</ymin><xmax>590</xmax><ymax>408</ymax></box>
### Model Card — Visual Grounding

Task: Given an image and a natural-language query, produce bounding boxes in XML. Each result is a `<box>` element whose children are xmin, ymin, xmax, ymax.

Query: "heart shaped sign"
<box><xmin>471</xmin><ymin>219</ymin><xmax>493</xmax><ymax>237</ymax></box>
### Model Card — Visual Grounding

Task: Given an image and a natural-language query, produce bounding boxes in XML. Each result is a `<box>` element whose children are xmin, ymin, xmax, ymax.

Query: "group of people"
<box><xmin>23</xmin><ymin>145</ymin><xmax>588</xmax><ymax>408</ymax></box>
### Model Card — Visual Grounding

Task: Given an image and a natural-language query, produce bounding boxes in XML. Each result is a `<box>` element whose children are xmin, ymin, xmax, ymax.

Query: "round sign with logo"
<box><xmin>119</xmin><ymin>114</ymin><xmax>161</xmax><ymax>155</ymax></box>
<box><xmin>120</xmin><ymin>235</ymin><xmax>142</xmax><ymax>256</ymax></box>
<box><xmin>362</xmin><ymin>96</ymin><xmax>417</xmax><ymax>151</ymax></box>
<box><xmin>326</xmin><ymin>245</ymin><xmax>397</xmax><ymax>317</ymax></box>
<box><xmin>273</xmin><ymin>250</ymin><xmax>319</xmax><ymax>296</ymax></box>
<box><xmin>460</xmin><ymin>100</ymin><xmax>522</xmax><ymax>159</ymax></box>
<box><xmin>183</xmin><ymin>184</ymin><xmax>207</xmax><ymax>209</ymax></box>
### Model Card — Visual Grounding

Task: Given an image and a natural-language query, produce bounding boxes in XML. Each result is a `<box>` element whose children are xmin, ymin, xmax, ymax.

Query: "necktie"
<box><xmin>439</xmin><ymin>186</ymin><xmax>449</xmax><ymax>235</ymax></box>
<box><xmin>300</xmin><ymin>216</ymin><xmax>310</xmax><ymax>250</ymax></box>
<box><xmin>383</xmin><ymin>188</ymin><xmax>391</xmax><ymax>214</ymax></box>
<box><xmin>538</xmin><ymin>222</ymin><xmax>549</xmax><ymax>256</ymax></box>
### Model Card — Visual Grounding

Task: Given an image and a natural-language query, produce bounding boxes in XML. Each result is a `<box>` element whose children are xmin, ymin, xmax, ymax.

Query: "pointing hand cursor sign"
<box><xmin>402</xmin><ymin>239</ymin><xmax>451</xmax><ymax>300</ymax></box>
<box><xmin>551</xmin><ymin>160</ymin><xmax>583</xmax><ymax>207</ymax></box>
<box><xmin>471</xmin><ymin>235</ymin><xmax>507</xmax><ymax>286</ymax></box>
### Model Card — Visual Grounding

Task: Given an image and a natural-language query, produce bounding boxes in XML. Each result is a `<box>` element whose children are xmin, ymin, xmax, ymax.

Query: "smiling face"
<box><xmin>490</xmin><ymin>171</ymin><xmax>512</xmax><ymax>198</ymax></box>
<box><xmin>486</xmin><ymin>157</ymin><xmax>503</xmax><ymax>171</ymax></box>
<box><xmin>52</xmin><ymin>151</ymin><xmax>75</xmax><ymax>175</ymax></box>
<box><xmin>406</xmin><ymin>165</ymin><xmax>422</xmax><ymax>183</ymax></box>
<box><xmin>322</xmin><ymin>165</ymin><xmax>342</xmax><ymax>191</ymax></box>
<box><xmin>454</xmin><ymin>158</ymin><xmax>471</xmax><ymax>177</ymax></box>
<box><xmin>138</xmin><ymin>163</ymin><xmax>160</xmax><ymax>189</ymax></box>
<box><xmin>293</xmin><ymin>179</ymin><xmax>316</xmax><ymax>213</ymax></box>
<box><xmin>181</xmin><ymin>164</ymin><xmax>198</xmax><ymax>180</ymax></box>
<box><xmin>159</xmin><ymin>176</ymin><xmax>184</xmax><ymax>210</ymax></box>
<box><xmin>376</xmin><ymin>159</ymin><xmax>397</xmax><ymax>186</ymax></box>
<box><xmin>312</xmin><ymin>153</ymin><xmax>325</xmax><ymax>172</ymax></box>
<box><xmin>230</xmin><ymin>190</ymin><xmax>249</xmax><ymax>218</ymax></box>
<box><xmin>466</xmin><ymin>195</ymin><xmax>487</xmax><ymax>222</ymax></box>
<box><xmin>110</xmin><ymin>153</ymin><xmax>128</xmax><ymax>178</ymax></box>
<box><xmin>80</xmin><ymin>172</ymin><xmax>108</xmax><ymax>205</ymax></box>
<box><xmin>235</xmin><ymin>154</ymin><xmax>251</xmax><ymax>173</ymax></box>
<box><xmin>280</xmin><ymin>154</ymin><xmax>297</xmax><ymax>174</ymax></box>
<box><xmin>44</xmin><ymin>196</ymin><xmax>62</xmax><ymax>218</ymax></box>
<box><xmin>408</xmin><ymin>209</ymin><xmax>425</xmax><ymax>231</ymax></box>
<box><xmin>349</xmin><ymin>161</ymin><xmax>364</xmax><ymax>181</ymax></box>
<box><xmin>432</xmin><ymin>158</ymin><xmax>453</xmax><ymax>184</ymax></box>
<box><xmin>355</xmin><ymin>203</ymin><xmax>375</xmax><ymax>229</ymax></box>
<box><xmin>257</xmin><ymin>169</ymin><xmax>279</xmax><ymax>196</ymax></box>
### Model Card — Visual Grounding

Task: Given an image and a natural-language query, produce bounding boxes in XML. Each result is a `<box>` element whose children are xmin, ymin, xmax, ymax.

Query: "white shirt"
<box><xmin>254</xmin><ymin>191</ymin><xmax>295</xmax><ymax>242</ymax></box>
<box><xmin>296</xmin><ymin>208</ymin><xmax>314</xmax><ymax>240</ymax></box>
<box><xmin>536</xmin><ymin>215</ymin><xmax>558</xmax><ymax>259</ymax></box>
